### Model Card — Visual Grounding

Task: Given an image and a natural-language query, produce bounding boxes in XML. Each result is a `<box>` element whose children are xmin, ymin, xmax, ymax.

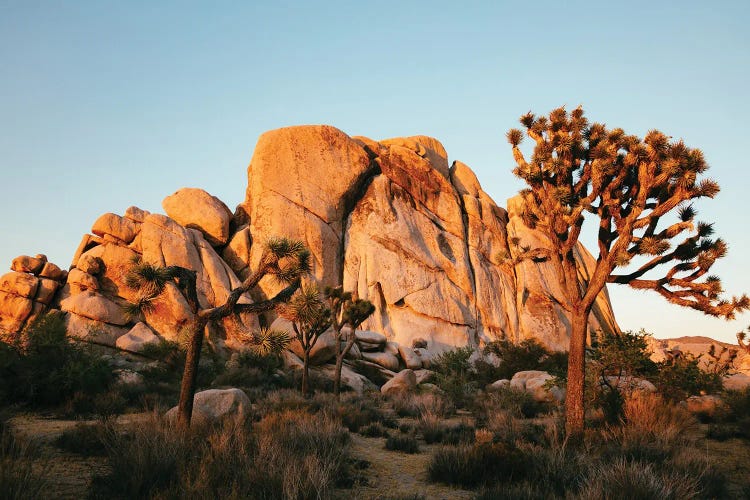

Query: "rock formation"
<box><xmin>0</xmin><ymin>125</ymin><xmax>621</xmax><ymax>360</ymax></box>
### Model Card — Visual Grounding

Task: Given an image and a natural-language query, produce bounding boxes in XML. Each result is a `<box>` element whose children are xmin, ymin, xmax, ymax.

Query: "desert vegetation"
<box><xmin>3</xmin><ymin>313</ymin><xmax>750</xmax><ymax>498</ymax></box>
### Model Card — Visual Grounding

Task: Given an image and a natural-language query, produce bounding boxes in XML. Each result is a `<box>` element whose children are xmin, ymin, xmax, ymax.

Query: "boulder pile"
<box><xmin>0</xmin><ymin>125</ymin><xmax>620</xmax><ymax>364</ymax></box>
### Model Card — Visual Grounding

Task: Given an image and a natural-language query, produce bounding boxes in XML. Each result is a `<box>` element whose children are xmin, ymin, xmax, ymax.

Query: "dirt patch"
<box><xmin>344</xmin><ymin>433</ymin><xmax>473</xmax><ymax>499</ymax></box>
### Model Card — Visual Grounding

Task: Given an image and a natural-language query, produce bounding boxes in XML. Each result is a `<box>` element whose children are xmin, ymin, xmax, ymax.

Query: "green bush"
<box><xmin>0</xmin><ymin>314</ymin><xmax>116</xmax><ymax>411</ymax></box>
<box><xmin>431</xmin><ymin>347</ymin><xmax>477</xmax><ymax>407</ymax></box>
<box><xmin>655</xmin><ymin>357</ymin><xmax>722</xmax><ymax>401</ymax></box>
<box><xmin>483</xmin><ymin>339</ymin><xmax>567</xmax><ymax>379</ymax></box>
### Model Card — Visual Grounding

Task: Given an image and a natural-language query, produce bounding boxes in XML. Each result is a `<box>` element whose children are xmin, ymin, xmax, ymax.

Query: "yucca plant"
<box><xmin>124</xmin><ymin>237</ymin><xmax>311</xmax><ymax>427</ymax></box>
<box><xmin>279</xmin><ymin>284</ymin><xmax>331</xmax><ymax>397</ymax></box>
<box><xmin>506</xmin><ymin>106</ymin><xmax>748</xmax><ymax>437</ymax></box>
<box><xmin>324</xmin><ymin>286</ymin><xmax>375</xmax><ymax>399</ymax></box>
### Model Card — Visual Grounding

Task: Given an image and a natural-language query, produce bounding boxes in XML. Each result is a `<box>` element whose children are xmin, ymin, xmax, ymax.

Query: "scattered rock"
<box><xmin>724</xmin><ymin>373</ymin><xmax>750</xmax><ymax>391</ymax></box>
<box><xmin>356</xmin><ymin>330</ymin><xmax>387</xmax><ymax>346</ymax></box>
<box><xmin>91</xmin><ymin>213</ymin><xmax>138</xmax><ymax>243</ymax></box>
<box><xmin>116</xmin><ymin>322</ymin><xmax>160</xmax><ymax>352</ymax></box>
<box><xmin>162</xmin><ymin>188</ymin><xmax>233</xmax><ymax>247</ymax></box>
<box><xmin>284</xmin><ymin>321</ymin><xmax>338</xmax><ymax>365</ymax></box>
<box><xmin>414</xmin><ymin>369</ymin><xmax>435</xmax><ymax>385</ymax></box>
<box><xmin>11</xmin><ymin>255</ymin><xmax>46</xmax><ymax>274</ymax></box>
<box><xmin>60</xmin><ymin>290</ymin><xmax>129</xmax><ymax>326</ymax></box>
<box><xmin>362</xmin><ymin>351</ymin><xmax>400</xmax><ymax>371</ymax></box>
<box><xmin>488</xmin><ymin>379</ymin><xmax>511</xmax><ymax>391</ymax></box>
<box><xmin>398</xmin><ymin>344</ymin><xmax>423</xmax><ymax>370</ymax></box>
<box><xmin>510</xmin><ymin>370</ymin><xmax>564</xmax><ymax>403</ymax></box>
<box><xmin>0</xmin><ymin>272</ymin><xmax>39</xmax><ymax>298</ymax></box>
<box><xmin>683</xmin><ymin>394</ymin><xmax>723</xmax><ymax>416</ymax></box>
<box><xmin>381</xmin><ymin>369</ymin><xmax>417</xmax><ymax>396</ymax></box>
<box><xmin>165</xmin><ymin>388</ymin><xmax>251</xmax><ymax>423</ymax></box>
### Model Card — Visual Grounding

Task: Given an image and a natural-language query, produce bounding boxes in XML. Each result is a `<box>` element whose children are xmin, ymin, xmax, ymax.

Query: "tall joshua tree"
<box><xmin>279</xmin><ymin>284</ymin><xmax>332</xmax><ymax>397</ymax></box>
<box><xmin>125</xmin><ymin>237</ymin><xmax>311</xmax><ymax>427</ymax></box>
<box><xmin>324</xmin><ymin>286</ymin><xmax>375</xmax><ymax>399</ymax></box>
<box><xmin>506</xmin><ymin>106</ymin><xmax>749</xmax><ymax>436</ymax></box>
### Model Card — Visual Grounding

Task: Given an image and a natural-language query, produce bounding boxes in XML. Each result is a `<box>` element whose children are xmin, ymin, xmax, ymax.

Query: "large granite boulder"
<box><xmin>165</xmin><ymin>388</ymin><xmax>251</xmax><ymax>423</ymax></box>
<box><xmin>162</xmin><ymin>188</ymin><xmax>233</xmax><ymax>246</ymax></box>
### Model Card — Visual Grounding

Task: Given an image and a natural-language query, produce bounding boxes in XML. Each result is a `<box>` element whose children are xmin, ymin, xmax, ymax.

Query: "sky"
<box><xmin>1</xmin><ymin>1</ymin><xmax>749</xmax><ymax>344</ymax></box>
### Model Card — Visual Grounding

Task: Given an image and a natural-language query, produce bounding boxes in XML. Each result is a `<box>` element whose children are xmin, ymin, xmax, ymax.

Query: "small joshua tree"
<box><xmin>324</xmin><ymin>286</ymin><xmax>375</xmax><ymax>399</ymax></box>
<box><xmin>279</xmin><ymin>284</ymin><xmax>332</xmax><ymax>397</ymax></box>
<box><xmin>506</xmin><ymin>106</ymin><xmax>749</xmax><ymax>436</ymax></box>
<box><xmin>125</xmin><ymin>237</ymin><xmax>311</xmax><ymax>427</ymax></box>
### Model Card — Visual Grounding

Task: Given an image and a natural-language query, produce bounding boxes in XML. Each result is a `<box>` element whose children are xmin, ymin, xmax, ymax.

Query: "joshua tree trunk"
<box><xmin>565</xmin><ymin>306</ymin><xmax>591</xmax><ymax>438</ymax></box>
<box><xmin>302</xmin><ymin>349</ymin><xmax>311</xmax><ymax>398</ymax></box>
<box><xmin>333</xmin><ymin>337</ymin><xmax>356</xmax><ymax>399</ymax></box>
<box><xmin>177</xmin><ymin>319</ymin><xmax>208</xmax><ymax>427</ymax></box>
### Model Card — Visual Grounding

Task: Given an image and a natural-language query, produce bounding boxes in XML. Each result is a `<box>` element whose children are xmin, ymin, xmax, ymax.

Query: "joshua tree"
<box><xmin>125</xmin><ymin>237</ymin><xmax>310</xmax><ymax>427</ymax></box>
<box><xmin>324</xmin><ymin>286</ymin><xmax>375</xmax><ymax>399</ymax></box>
<box><xmin>279</xmin><ymin>284</ymin><xmax>332</xmax><ymax>397</ymax></box>
<box><xmin>506</xmin><ymin>106</ymin><xmax>749</xmax><ymax>436</ymax></box>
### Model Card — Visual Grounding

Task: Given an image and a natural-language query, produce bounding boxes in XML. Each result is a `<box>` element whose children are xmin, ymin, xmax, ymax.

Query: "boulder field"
<box><xmin>2</xmin><ymin>125</ymin><xmax>623</xmax><ymax>363</ymax></box>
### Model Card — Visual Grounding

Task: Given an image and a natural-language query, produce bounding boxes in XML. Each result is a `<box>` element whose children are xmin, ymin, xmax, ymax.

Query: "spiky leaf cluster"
<box><xmin>237</xmin><ymin>327</ymin><xmax>291</xmax><ymax>357</ymax></box>
<box><xmin>280</xmin><ymin>284</ymin><xmax>332</xmax><ymax>349</ymax></box>
<box><xmin>262</xmin><ymin>237</ymin><xmax>312</xmax><ymax>284</ymax></box>
<box><xmin>507</xmin><ymin>106</ymin><xmax>748</xmax><ymax>319</ymax></box>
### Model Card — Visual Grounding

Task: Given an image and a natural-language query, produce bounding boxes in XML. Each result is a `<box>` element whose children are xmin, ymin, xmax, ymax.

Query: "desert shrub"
<box><xmin>54</xmin><ymin>422</ymin><xmax>109</xmax><ymax>456</ymax></box>
<box><xmin>254</xmin><ymin>410</ymin><xmax>351</xmax><ymax>498</ymax></box>
<box><xmin>578</xmin><ymin>458</ymin><xmax>701</xmax><ymax>500</ymax></box>
<box><xmin>473</xmin><ymin>387</ymin><xmax>547</xmax><ymax>423</ymax></box>
<box><xmin>385</xmin><ymin>433</ymin><xmax>420</xmax><ymax>454</ymax></box>
<box><xmin>431</xmin><ymin>347</ymin><xmax>477</xmax><ymax>407</ymax></box>
<box><xmin>483</xmin><ymin>339</ymin><xmax>567</xmax><ymax>379</ymax></box>
<box><xmin>419</xmin><ymin>410</ymin><xmax>474</xmax><ymax>445</ymax></box>
<box><xmin>91</xmin><ymin>410</ymin><xmax>351</xmax><ymax>500</ymax></box>
<box><xmin>212</xmin><ymin>350</ymin><xmax>289</xmax><ymax>390</ymax></box>
<box><xmin>0</xmin><ymin>420</ymin><xmax>49</xmax><ymax>500</ymax></box>
<box><xmin>359</xmin><ymin>422</ymin><xmax>388</xmax><ymax>438</ymax></box>
<box><xmin>704</xmin><ymin>388</ymin><xmax>750</xmax><ymax>440</ymax></box>
<box><xmin>585</xmin><ymin>329</ymin><xmax>659</xmax><ymax>423</ymax></box>
<box><xmin>391</xmin><ymin>392</ymin><xmax>453</xmax><ymax>419</ymax></box>
<box><xmin>0</xmin><ymin>314</ymin><xmax>117</xmax><ymax>411</ymax></box>
<box><xmin>655</xmin><ymin>356</ymin><xmax>722</xmax><ymax>401</ymax></box>
<box><xmin>334</xmin><ymin>393</ymin><xmax>395</xmax><ymax>432</ymax></box>
<box><xmin>428</xmin><ymin>442</ymin><xmax>529</xmax><ymax>487</ymax></box>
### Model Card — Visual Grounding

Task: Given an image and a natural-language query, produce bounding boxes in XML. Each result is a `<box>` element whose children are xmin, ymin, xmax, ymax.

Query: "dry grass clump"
<box><xmin>255</xmin><ymin>409</ymin><xmax>351</xmax><ymax>498</ymax></box>
<box><xmin>90</xmin><ymin>410</ymin><xmax>352</xmax><ymax>500</ymax></box>
<box><xmin>419</xmin><ymin>411</ymin><xmax>474</xmax><ymax>445</ymax></box>
<box><xmin>427</xmin><ymin>442</ymin><xmax>529</xmax><ymax>487</ymax></box>
<box><xmin>385</xmin><ymin>433</ymin><xmax>420</xmax><ymax>454</ymax></box>
<box><xmin>577</xmin><ymin>458</ymin><xmax>702</xmax><ymax>500</ymax></box>
<box><xmin>0</xmin><ymin>415</ymin><xmax>49</xmax><ymax>500</ymax></box>
<box><xmin>54</xmin><ymin>421</ymin><xmax>109</xmax><ymax>456</ymax></box>
<box><xmin>391</xmin><ymin>392</ymin><xmax>453</xmax><ymax>418</ymax></box>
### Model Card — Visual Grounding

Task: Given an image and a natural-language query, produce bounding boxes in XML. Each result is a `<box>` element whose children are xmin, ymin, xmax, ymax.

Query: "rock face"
<box><xmin>239</xmin><ymin>125</ymin><xmax>619</xmax><ymax>351</ymax></box>
<box><xmin>648</xmin><ymin>336</ymin><xmax>750</xmax><ymax>377</ymax></box>
<box><xmin>0</xmin><ymin>124</ymin><xmax>621</xmax><ymax>360</ymax></box>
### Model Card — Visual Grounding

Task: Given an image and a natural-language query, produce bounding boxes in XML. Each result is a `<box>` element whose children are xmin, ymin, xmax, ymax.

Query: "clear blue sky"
<box><xmin>1</xmin><ymin>1</ymin><xmax>748</xmax><ymax>343</ymax></box>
